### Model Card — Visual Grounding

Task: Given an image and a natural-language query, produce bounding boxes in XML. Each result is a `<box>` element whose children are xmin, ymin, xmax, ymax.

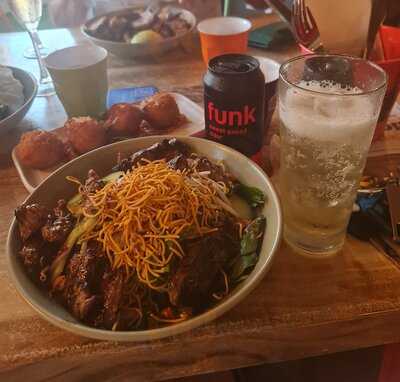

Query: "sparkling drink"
<box><xmin>280</xmin><ymin>82</ymin><xmax>376</xmax><ymax>254</ymax></box>
<box><xmin>9</xmin><ymin>0</ymin><xmax>42</xmax><ymax>30</ymax></box>
<box><xmin>278</xmin><ymin>56</ymin><xmax>387</xmax><ymax>256</ymax></box>
<box><xmin>9</xmin><ymin>0</ymin><xmax>49</xmax><ymax>59</ymax></box>
<box><xmin>8</xmin><ymin>0</ymin><xmax>54</xmax><ymax>97</ymax></box>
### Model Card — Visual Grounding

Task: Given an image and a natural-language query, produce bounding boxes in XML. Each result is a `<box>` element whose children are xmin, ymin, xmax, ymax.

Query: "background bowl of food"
<box><xmin>7</xmin><ymin>136</ymin><xmax>282</xmax><ymax>341</ymax></box>
<box><xmin>81</xmin><ymin>5</ymin><xmax>196</xmax><ymax>59</ymax></box>
<box><xmin>0</xmin><ymin>66</ymin><xmax>37</xmax><ymax>135</ymax></box>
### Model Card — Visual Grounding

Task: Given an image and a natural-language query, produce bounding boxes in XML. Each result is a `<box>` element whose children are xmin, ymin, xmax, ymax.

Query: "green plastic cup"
<box><xmin>44</xmin><ymin>45</ymin><xmax>108</xmax><ymax>118</ymax></box>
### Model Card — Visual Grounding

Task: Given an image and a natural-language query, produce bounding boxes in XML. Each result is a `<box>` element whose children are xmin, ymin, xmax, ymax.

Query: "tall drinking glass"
<box><xmin>278</xmin><ymin>55</ymin><xmax>387</xmax><ymax>256</ymax></box>
<box><xmin>8</xmin><ymin>0</ymin><xmax>54</xmax><ymax>96</ymax></box>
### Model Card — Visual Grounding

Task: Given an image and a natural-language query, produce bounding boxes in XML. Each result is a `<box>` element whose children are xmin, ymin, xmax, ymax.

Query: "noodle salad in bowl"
<box><xmin>7</xmin><ymin>137</ymin><xmax>281</xmax><ymax>341</ymax></box>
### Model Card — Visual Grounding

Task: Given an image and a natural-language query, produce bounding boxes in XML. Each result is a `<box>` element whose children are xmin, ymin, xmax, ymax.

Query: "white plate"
<box><xmin>12</xmin><ymin>93</ymin><xmax>204</xmax><ymax>193</ymax></box>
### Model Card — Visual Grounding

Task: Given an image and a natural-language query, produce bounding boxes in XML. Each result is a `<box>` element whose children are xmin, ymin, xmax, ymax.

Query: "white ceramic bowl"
<box><xmin>0</xmin><ymin>67</ymin><xmax>37</xmax><ymax>136</ymax></box>
<box><xmin>7</xmin><ymin>136</ymin><xmax>282</xmax><ymax>341</ymax></box>
<box><xmin>81</xmin><ymin>7</ymin><xmax>196</xmax><ymax>59</ymax></box>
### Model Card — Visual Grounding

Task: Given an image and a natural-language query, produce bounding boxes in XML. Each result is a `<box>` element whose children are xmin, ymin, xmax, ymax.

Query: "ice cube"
<box><xmin>314</xmin><ymin>98</ymin><xmax>337</xmax><ymax>118</ymax></box>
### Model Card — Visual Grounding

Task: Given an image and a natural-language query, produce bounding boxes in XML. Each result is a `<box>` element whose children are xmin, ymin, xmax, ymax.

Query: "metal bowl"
<box><xmin>7</xmin><ymin>136</ymin><xmax>282</xmax><ymax>341</ymax></box>
<box><xmin>0</xmin><ymin>67</ymin><xmax>37</xmax><ymax>135</ymax></box>
<box><xmin>81</xmin><ymin>7</ymin><xmax>196</xmax><ymax>59</ymax></box>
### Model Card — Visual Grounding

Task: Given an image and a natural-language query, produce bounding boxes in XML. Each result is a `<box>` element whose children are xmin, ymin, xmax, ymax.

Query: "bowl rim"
<box><xmin>197</xmin><ymin>16</ymin><xmax>252</xmax><ymax>36</ymax></box>
<box><xmin>81</xmin><ymin>6</ymin><xmax>196</xmax><ymax>48</ymax></box>
<box><xmin>6</xmin><ymin>136</ymin><xmax>282</xmax><ymax>342</ymax></box>
<box><xmin>0</xmin><ymin>66</ymin><xmax>38</xmax><ymax>126</ymax></box>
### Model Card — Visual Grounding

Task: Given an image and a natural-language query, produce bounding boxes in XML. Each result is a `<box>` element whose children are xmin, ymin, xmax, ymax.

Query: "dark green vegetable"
<box><xmin>230</xmin><ymin>216</ymin><xmax>266</xmax><ymax>282</ymax></box>
<box><xmin>230</xmin><ymin>252</ymin><xmax>258</xmax><ymax>281</ymax></box>
<box><xmin>234</xmin><ymin>184</ymin><xmax>265</xmax><ymax>208</ymax></box>
<box><xmin>240</xmin><ymin>216</ymin><xmax>266</xmax><ymax>255</ymax></box>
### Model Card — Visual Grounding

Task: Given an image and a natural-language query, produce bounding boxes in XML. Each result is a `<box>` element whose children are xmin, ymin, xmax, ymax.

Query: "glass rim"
<box><xmin>44</xmin><ymin>45</ymin><xmax>108</xmax><ymax>71</ymax></box>
<box><xmin>279</xmin><ymin>54</ymin><xmax>388</xmax><ymax>97</ymax></box>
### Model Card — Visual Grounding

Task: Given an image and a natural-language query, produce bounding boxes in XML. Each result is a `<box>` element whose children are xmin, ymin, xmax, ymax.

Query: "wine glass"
<box><xmin>23</xmin><ymin>32</ymin><xmax>50</xmax><ymax>59</ymax></box>
<box><xmin>8</xmin><ymin>0</ymin><xmax>55</xmax><ymax>97</ymax></box>
<box><xmin>8</xmin><ymin>0</ymin><xmax>48</xmax><ymax>58</ymax></box>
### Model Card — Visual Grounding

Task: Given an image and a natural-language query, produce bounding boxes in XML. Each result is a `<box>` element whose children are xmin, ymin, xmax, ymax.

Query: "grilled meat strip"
<box><xmin>100</xmin><ymin>270</ymin><xmax>124</xmax><ymax>329</ymax></box>
<box><xmin>61</xmin><ymin>240</ymin><xmax>125</xmax><ymax>328</ymax></box>
<box><xmin>63</xmin><ymin>242</ymin><xmax>105</xmax><ymax>322</ymax></box>
<box><xmin>168</xmin><ymin>232</ymin><xmax>234</xmax><ymax>309</ymax></box>
<box><xmin>167</xmin><ymin>153</ymin><xmax>189</xmax><ymax>171</ymax></box>
<box><xmin>194</xmin><ymin>156</ymin><xmax>235</xmax><ymax>190</ymax></box>
<box><xmin>41</xmin><ymin>200</ymin><xmax>75</xmax><ymax>243</ymax></box>
<box><xmin>15</xmin><ymin>203</ymin><xmax>49</xmax><ymax>242</ymax></box>
<box><xmin>83</xmin><ymin>169</ymin><xmax>105</xmax><ymax>194</ymax></box>
<box><xmin>114</xmin><ymin>138</ymin><xmax>190</xmax><ymax>172</ymax></box>
<box><xmin>18</xmin><ymin>234</ymin><xmax>57</xmax><ymax>284</ymax></box>
<box><xmin>79</xmin><ymin>169</ymin><xmax>105</xmax><ymax>215</ymax></box>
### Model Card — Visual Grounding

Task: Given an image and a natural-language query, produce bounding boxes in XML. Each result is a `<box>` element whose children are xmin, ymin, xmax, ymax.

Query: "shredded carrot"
<box><xmin>78</xmin><ymin>160</ymin><xmax>227</xmax><ymax>291</ymax></box>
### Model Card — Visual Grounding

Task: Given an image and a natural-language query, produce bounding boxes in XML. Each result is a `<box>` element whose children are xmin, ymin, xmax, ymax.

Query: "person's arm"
<box><xmin>48</xmin><ymin>0</ymin><xmax>94</xmax><ymax>27</ymax></box>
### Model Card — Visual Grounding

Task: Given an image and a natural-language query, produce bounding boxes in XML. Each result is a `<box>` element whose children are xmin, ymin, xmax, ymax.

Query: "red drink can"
<box><xmin>203</xmin><ymin>54</ymin><xmax>265</xmax><ymax>159</ymax></box>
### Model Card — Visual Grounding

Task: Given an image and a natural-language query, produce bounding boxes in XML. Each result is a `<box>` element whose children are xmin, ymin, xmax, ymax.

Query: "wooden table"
<box><xmin>2</xmin><ymin>23</ymin><xmax>400</xmax><ymax>382</ymax></box>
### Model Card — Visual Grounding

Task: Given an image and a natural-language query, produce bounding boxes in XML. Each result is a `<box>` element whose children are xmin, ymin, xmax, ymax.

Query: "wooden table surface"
<box><xmin>2</xmin><ymin>19</ymin><xmax>400</xmax><ymax>382</ymax></box>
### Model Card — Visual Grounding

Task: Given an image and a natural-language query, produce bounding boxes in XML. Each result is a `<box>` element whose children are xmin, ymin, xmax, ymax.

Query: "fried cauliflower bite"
<box><xmin>141</xmin><ymin>92</ymin><xmax>180</xmax><ymax>130</ymax></box>
<box><xmin>104</xmin><ymin>103</ymin><xmax>143</xmax><ymax>136</ymax></box>
<box><xmin>15</xmin><ymin>130</ymin><xmax>65</xmax><ymax>169</ymax></box>
<box><xmin>65</xmin><ymin>117</ymin><xmax>108</xmax><ymax>154</ymax></box>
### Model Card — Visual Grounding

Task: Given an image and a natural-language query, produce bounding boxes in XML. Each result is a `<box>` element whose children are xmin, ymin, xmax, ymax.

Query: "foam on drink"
<box><xmin>279</xmin><ymin>80</ymin><xmax>375</xmax><ymax>143</ymax></box>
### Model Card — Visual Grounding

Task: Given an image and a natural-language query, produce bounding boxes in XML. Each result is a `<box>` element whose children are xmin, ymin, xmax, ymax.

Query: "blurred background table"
<box><xmin>2</xmin><ymin>17</ymin><xmax>400</xmax><ymax>382</ymax></box>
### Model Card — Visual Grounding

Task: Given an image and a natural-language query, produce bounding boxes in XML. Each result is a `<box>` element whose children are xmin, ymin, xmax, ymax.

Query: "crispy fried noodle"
<box><xmin>77</xmin><ymin>160</ymin><xmax>227</xmax><ymax>291</ymax></box>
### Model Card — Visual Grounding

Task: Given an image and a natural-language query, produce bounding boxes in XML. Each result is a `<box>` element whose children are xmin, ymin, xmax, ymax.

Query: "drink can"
<box><xmin>203</xmin><ymin>54</ymin><xmax>265</xmax><ymax>159</ymax></box>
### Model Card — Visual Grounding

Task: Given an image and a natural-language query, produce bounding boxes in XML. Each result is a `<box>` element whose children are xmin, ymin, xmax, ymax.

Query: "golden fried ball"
<box><xmin>65</xmin><ymin>117</ymin><xmax>107</xmax><ymax>154</ymax></box>
<box><xmin>141</xmin><ymin>92</ymin><xmax>180</xmax><ymax>130</ymax></box>
<box><xmin>15</xmin><ymin>130</ymin><xmax>65</xmax><ymax>169</ymax></box>
<box><xmin>105</xmin><ymin>103</ymin><xmax>143</xmax><ymax>136</ymax></box>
